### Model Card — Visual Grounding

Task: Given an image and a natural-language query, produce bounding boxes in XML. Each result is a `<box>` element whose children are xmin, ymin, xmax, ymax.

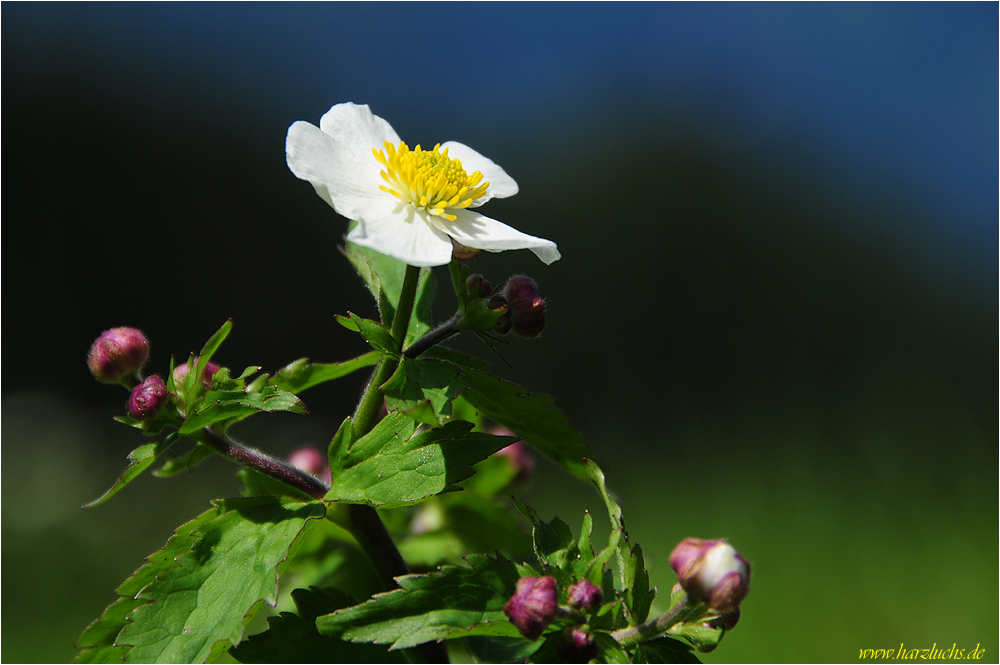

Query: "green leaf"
<box><xmin>230</xmin><ymin>587</ymin><xmax>404</xmax><ymax>663</ymax></box>
<box><xmin>180</xmin><ymin>384</ymin><xmax>307</xmax><ymax>434</ymax></box>
<box><xmin>336</xmin><ymin>313</ymin><xmax>400</xmax><ymax>356</ymax></box>
<box><xmin>74</xmin><ymin>508</ymin><xmax>219</xmax><ymax>662</ymax></box>
<box><xmin>326</xmin><ymin>413</ymin><xmax>513</xmax><ymax>507</ymax></box>
<box><xmin>461</xmin><ymin>369</ymin><xmax>594</xmax><ymax>479</ymax></box>
<box><xmin>512</xmin><ymin>498</ymin><xmax>593</xmax><ymax>586</ymax></box>
<box><xmin>235</xmin><ymin>468</ymin><xmax>316</xmax><ymax>502</ymax></box>
<box><xmin>343</xmin><ymin>240</ymin><xmax>434</xmax><ymax>346</ymax></box>
<box><xmin>592</xmin><ymin>631</ymin><xmax>632</xmax><ymax>664</ymax></box>
<box><xmin>270</xmin><ymin>353</ymin><xmax>380</xmax><ymax>394</ymax></box>
<box><xmin>117</xmin><ymin>497</ymin><xmax>325</xmax><ymax>663</ymax></box>
<box><xmin>154</xmin><ymin>443</ymin><xmax>214</xmax><ymax>478</ymax></box>
<box><xmin>316</xmin><ymin>553</ymin><xmax>522</xmax><ymax>649</ymax></box>
<box><xmin>635</xmin><ymin>637</ymin><xmax>702</xmax><ymax>664</ymax></box>
<box><xmin>382</xmin><ymin>358</ymin><xmax>468</xmax><ymax>426</ymax></box>
<box><xmin>83</xmin><ymin>435</ymin><xmax>179</xmax><ymax>508</ymax></box>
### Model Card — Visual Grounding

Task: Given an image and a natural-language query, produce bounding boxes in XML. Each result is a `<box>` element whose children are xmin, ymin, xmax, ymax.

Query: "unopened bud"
<box><xmin>88</xmin><ymin>327</ymin><xmax>150</xmax><ymax>384</ymax></box>
<box><xmin>670</xmin><ymin>538</ymin><xmax>750</xmax><ymax>613</ymax></box>
<box><xmin>173</xmin><ymin>360</ymin><xmax>222</xmax><ymax>390</ymax></box>
<box><xmin>567</xmin><ymin>579</ymin><xmax>604</xmax><ymax>613</ymax></box>
<box><xmin>558</xmin><ymin>627</ymin><xmax>599</xmax><ymax>664</ymax></box>
<box><xmin>128</xmin><ymin>375</ymin><xmax>169</xmax><ymax>419</ymax></box>
<box><xmin>503</xmin><ymin>275</ymin><xmax>546</xmax><ymax>338</ymax></box>
<box><xmin>466</xmin><ymin>274</ymin><xmax>493</xmax><ymax>298</ymax></box>
<box><xmin>288</xmin><ymin>447</ymin><xmax>331</xmax><ymax>483</ymax></box>
<box><xmin>488</xmin><ymin>293</ymin><xmax>512</xmax><ymax>334</ymax></box>
<box><xmin>503</xmin><ymin>576</ymin><xmax>558</xmax><ymax>640</ymax></box>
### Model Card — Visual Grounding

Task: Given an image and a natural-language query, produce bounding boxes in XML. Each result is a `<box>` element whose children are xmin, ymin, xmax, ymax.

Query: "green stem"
<box><xmin>609</xmin><ymin>594</ymin><xmax>694</xmax><ymax>649</ymax></box>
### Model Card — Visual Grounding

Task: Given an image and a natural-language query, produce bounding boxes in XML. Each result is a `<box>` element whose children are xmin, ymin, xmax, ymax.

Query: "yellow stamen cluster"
<box><xmin>373</xmin><ymin>141</ymin><xmax>489</xmax><ymax>222</ymax></box>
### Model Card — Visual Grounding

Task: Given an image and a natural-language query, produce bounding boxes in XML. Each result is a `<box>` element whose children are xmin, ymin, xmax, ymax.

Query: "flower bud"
<box><xmin>466</xmin><ymin>274</ymin><xmax>493</xmax><ymax>299</ymax></box>
<box><xmin>503</xmin><ymin>275</ymin><xmax>546</xmax><ymax>338</ymax></box>
<box><xmin>503</xmin><ymin>576</ymin><xmax>558</xmax><ymax>640</ymax></box>
<box><xmin>567</xmin><ymin>579</ymin><xmax>604</xmax><ymax>613</ymax></box>
<box><xmin>669</xmin><ymin>538</ymin><xmax>750</xmax><ymax>614</ymax></box>
<box><xmin>172</xmin><ymin>360</ymin><xmax>222</xmax><ymax>389</ymax></box>
<box><xmin>88</xmin><ymin>327</ymin><xmax>150</xmax><ymax>384</ymax></box>
<box><xmin>288</xmin><ymin>447</ymin><xmax>332</xmax><ymax>483</ymax></box>
<box><xmin>558</xmin><ymin>627</ymin><xmax>599</xmax><ymax>664</ymax></box>
<box><xmin>127</xmin><ymin>375</ymin><xmax>169</xmax><ymax>419</ymax></box>
<box><xmin>488</xmin><ymin>293</ymin><xmax>512</xmax><ymax>334</ymax></box>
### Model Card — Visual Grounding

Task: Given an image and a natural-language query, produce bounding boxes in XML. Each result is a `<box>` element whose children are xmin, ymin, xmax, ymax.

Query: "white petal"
<box><xmin>347</xmin><ymin>198</ymin><xmax>455</xmax><ymax>267</ymax></box>
<box><xmin>434</xmin><ymin>209</ymin><xmax>561</xmax><ymax>265</ymax></box>
<box><xmin>319</xmin><ymin>103</ymin><xmax>401</xmax><ymax>155</ymax></box>
<box><xmin>286</xmin><ymin>120</ymin><xmax>387</xmax><ymax>219</ymax></box>
<box><xmin>440</xmin><ymin>141</ymin><xmax>518</xmax><ymax>204</ymax></box>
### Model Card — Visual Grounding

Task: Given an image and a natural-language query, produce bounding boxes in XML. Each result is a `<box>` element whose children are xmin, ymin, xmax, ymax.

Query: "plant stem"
<box><xmin>403</xmin><ymin>318</ymin><xmax>460</xmax><ymax>359</ymax></box>
<box><xmin>609</xmin><ymin>595</ymin><xmax>694</xmax><ymax>649</ymax></box>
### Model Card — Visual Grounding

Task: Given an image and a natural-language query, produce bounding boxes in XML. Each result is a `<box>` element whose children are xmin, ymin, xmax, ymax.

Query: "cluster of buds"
<box><xmin>503</xmin><ymin>577</ymin><xmax>604</xmax><ymax>662</ymax></box>
<box><xmin>465</xmin><ymin>273</ymin><xmax>547</xmax><ymax>338</ymax></box>
<box><xmin>669</xmin><ymin>538</ymin><xmax>750</xmax><ymax>616</ymax></box>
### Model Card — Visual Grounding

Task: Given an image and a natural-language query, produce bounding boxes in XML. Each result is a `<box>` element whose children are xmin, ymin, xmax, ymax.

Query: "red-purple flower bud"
<box><xmin>567</xmin><ymin>579</ymin><xmax>604</xmax><ymax>613</ymax></box>
<box><xmin>128</xmin><ymin>375</ymin><xmax>169</xmax><ymax>419</ymax></box>
<box><xmin>503</xmin><ymin>275</ymin><xmax>546</xmax><ymax>338</ymax></box>
<box><xmin>288</xmin><ymin>447</ymin><xmax>332</xmax><ymax>483</ymax></box>
<box><xmin>88</xmin><ymin>327</ymin><xmax>150</xmax><ymax>384</ymax></box>
<box><xmin>558</xmin><ymin>627</ymin><xmax>599</xmax><ymax>664</ymax></box>
<box><xmin>669</xmin><ymin>538</ymin><xmax>750</xmax><ymax>614</ymax></box>
<box><xmin>466</xmin><ymin>274</ymin><xmax>493</xmax><ymax>299</ymax></box>
<box><xmin>503</xmin><ymin>576</ymin><xmax>558</xmax><ymax>640</ymax></box>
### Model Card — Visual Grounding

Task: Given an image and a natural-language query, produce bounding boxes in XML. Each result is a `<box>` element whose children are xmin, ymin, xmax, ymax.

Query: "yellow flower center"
<box><xmin>373</xmin><ymin>141</ymin><xmax>489</xmax><ymax>222</ymax></box>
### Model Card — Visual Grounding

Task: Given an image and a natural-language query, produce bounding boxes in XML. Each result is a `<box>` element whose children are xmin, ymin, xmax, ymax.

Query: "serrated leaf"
<box><xmin>337</xmin><ymin>312</ymin><xmax>400</xmax><ymax>356</ymax></box>
<box><xmin>229</xmin><ymin>587</ymin><xmax>404</xmax><ymax>664</ymax></box>
<box><xmin>180</xmin><ymin>385</ymin><xmax>307</xmax><ymax>434</ymax></box>
<box><xmin>326</xmin><ymin>413</ymin><xmax>513</xmax><ymax>507</ymax></box>
<box><xmin>270</xmin><ymin>353</ymin><xmax>380</xmax><ymax>394</ymax></box>
<box><xmin>382</xmin><ymin>358</ymin><xmax>468</xmax><ymax>426</ymax></box>
<box><xmin>513</xmin><ymin>499</ymin><xmax>593</xmax><ymax>585</ymax></box>
<box><xmin>116</xmin><ymin>497</ymin><xmax>325</xmax><ymax>663</ymax></box>
<box><xmin>461</xmin><ymin>369</ymin><xmax>594</xmax><ymax>479</ymax></box>
<box><xmin>83</xmin><ymin>435</ymin><xmax>180</xmax><ymax>508</ymax></box>
<box><xmin>316</xmin><ymin>553</ymin><xmax>522</xmax><ymax>649</ymax></box>
<box><xmin>74</xmin><ymin>509</ymin><xmax>219</xmax><ymax>662</ymax></box>
<box><xmin>343</xmin><ymin>240</ymin><xmax>434</xmax><ymax>346</ymax></box>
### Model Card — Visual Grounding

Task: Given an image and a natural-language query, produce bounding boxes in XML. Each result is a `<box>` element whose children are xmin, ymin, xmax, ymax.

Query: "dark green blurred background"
<box><xmin>3</xmin><ymin>4</ymin><xmax>996</xmax><ymax>663</ymax></box>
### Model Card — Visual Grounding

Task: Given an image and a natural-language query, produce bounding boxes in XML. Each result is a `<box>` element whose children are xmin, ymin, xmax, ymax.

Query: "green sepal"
<box><xmin>382</xmin><ymin>358</ymin><xmax>468</xmax><ymax>426</ymax></box>
<box><xmin>326</xmin><ymin>412</ymin><xmax>513</xmax><ymax>507</ymax></box>
<box><xmin>315</xmin><ymin>553</ymin><xmax>523</xmax><ymax>649</ymax></box>
<box><xmin>82</xmin><ymin>434</ymin><xmax>180</xmax><ymax>508</ymax></box>
<box><xmin>115</xmin><ymin>496</ymin><xmax>325</xmax><ymax>663</ymax></box>
<box><xmin>229</xmin><ymin>586</ymin><xmax>405</xmax><ymax>663</ymax></box>
<box><xmin>270</xmin><ymin>352</ymin><xmax>380</xmax><ymax>394</ymax></box>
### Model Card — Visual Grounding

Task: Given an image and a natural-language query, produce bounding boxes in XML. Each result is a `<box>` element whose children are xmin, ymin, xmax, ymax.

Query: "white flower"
<box><xmin>286</xmin><ymin>103</ymin><xmax>561</xmax><ymax>267</ymax></box>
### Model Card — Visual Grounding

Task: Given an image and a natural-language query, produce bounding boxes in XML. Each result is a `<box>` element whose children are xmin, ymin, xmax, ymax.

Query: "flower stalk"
<box><xmin>609</xmin><ymin>594</ymin><xmax>698</xmax><ymax>649</ymax></box>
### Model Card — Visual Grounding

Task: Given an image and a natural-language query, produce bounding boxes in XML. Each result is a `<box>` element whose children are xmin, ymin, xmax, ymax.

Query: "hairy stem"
<box><xmin>609</xmin><ymin>594</ymin><xmax>693</xmax><ymax>649</ymax></box>
<box><xmin>403</xmin><ymin>317</ymin><xmax>460</xmax><ymax>359</ymax></box>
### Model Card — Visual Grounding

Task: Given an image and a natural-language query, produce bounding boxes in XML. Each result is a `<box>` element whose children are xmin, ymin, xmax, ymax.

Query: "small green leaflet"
<box><xmin>269</xmin><ymin>352</ymin><xmax>380</xmax><ymax>393</ymax></box>
<box><xmin>81</xmin><ymin>497</ymin><xmax>325</xmax><ymax>663</ymax></box>
<box><xmin>229</xmin><ymin>586</ymin><xmax>405</xmax><ymax>663</ymax></box>
<box><xmin>180</xmin><ymin>383</ymin><xmax>306</xmax><ymax>434</ymax></box>
<box><xmin>316</xmin><ymin>553</ymin><xmax>523</xmax><ymax>649</ymax></box>
<box><xmin>82</xmin><ymin>435</ymin><xmax>179</xmax><ymax>508</ymax></box>
<box><xmin>326</xmin><ymin>412</ymin><xmax>514</xmax><ymax>507</ymax></box>
<box><xmin>382</xmin><ymin>358</ymin><xmax>468</xmax><ymax>425</ymax></box>
<box><xmin>335</xmin><ymin>313</ymin><xmax>400</xmax><ymax>357</ymax></box>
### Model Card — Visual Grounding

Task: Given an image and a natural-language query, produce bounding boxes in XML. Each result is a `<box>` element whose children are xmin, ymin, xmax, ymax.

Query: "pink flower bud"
<box><xmin>567</xmin><ymin>579</ymin><xmax>603</xmax><ymax>612</ymax></box>
<box><xmin>669</xmin><ymin>538</ymin><xmax>750</xmax><ymax>613</ymax></box>
<box><xmin>490</xmin><ymin>426</ymin><xmax>535</xmax><ymax>483</ymax></box>
<box><xmin>503</xmin><ymin>275</ymin><xmax>546</xmax><ymax>338</ymax></box>
<box><xmin>128</xmin><ymin>375</ymin><xmax>169</xmax><ymax>419</ymax></box>
<box><xmin>466</xmin><ymin>274</ymin><xmax>493</xmax><ymax>298</ymax></box>
<box><xmin>503</xmin><ymin>576</ymin><xmax>558</xmax><ymax>640</ymax></box>
<box><xmin>558</xmin><ymin>627</ymin><xmax>599</xmax><ymax>664</ymax></box>
<box><xmin>88</xmin><ymin>327</ymin><xmax>150</xmax><ymax>384</ymax></box>
<box><xmin>288</xmin><ymin>447</ymin><xmax>331</xmax><ymax>483</ymax></box>
<box><xmin>172</xmin><ymin>360</ymin><xmax>222</xmax><ymax>389</ymax></box>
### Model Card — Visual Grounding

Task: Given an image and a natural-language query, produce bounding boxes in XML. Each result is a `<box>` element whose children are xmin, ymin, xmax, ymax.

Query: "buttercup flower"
<box><xmin>286</xmin><ymin>103</ymin><xmax>561</xmax><ymax>267</ymax></box>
